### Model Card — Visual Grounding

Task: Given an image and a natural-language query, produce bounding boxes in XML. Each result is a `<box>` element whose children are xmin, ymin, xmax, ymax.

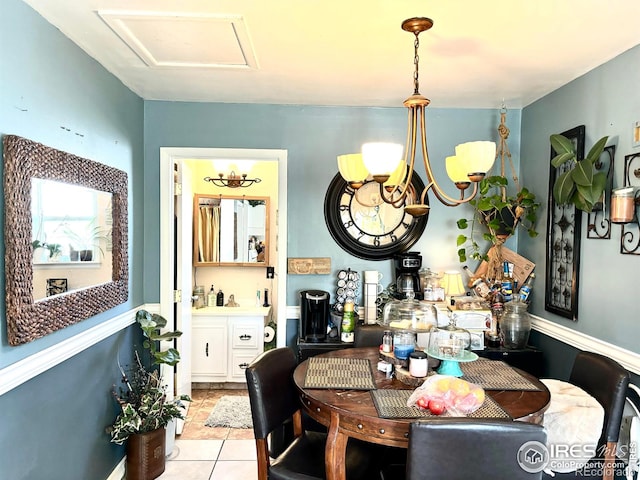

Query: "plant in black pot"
<box><xmin>107</xmin><ymin>310</ymin><xmax>191</xmax><ymax>480</ymax></box>
<box><xmin>62</xmin><ymin>217</ymin><xmax>110</xmax><ymax>261</ymax></box>
<box><xmin>456</xmin><ymin>109</ymin><xmax>540</xmax><ymax>274</ymax></box>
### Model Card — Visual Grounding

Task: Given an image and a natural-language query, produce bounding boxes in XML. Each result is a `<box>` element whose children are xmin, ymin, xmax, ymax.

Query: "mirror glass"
<box><xmin>194</xmin><ymin>195</ymin><xmax>269</xmax><ymax>266</ymax></box>
<box><xmin>31</xmin><ymin>178</ymin><xmax>113</xmax><ymax>300</ymax></box>
<box><xmin>4</xmin><ymin>135</ymin><xmax>128</xmax><ymax>346</ymax></box>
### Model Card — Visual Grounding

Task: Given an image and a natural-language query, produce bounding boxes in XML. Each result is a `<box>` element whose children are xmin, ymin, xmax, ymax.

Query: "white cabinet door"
<box><xmin>191</xmin><ymin>320</ymin><xmax>227</xmax><ymax>381</ymax></box>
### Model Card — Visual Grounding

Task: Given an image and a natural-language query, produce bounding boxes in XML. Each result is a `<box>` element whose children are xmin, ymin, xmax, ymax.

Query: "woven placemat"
<box><xmin>303</xmin><ymin>357</ymin><xmax>377</xmax><ymax>390</ymax></box>
<box><xmin>460</xmin><ymin>358</ymin><xmax>541</xmax><ymax>391</ymax></box>
<box><xmin>371</xmin><ymin>389</ymin><xmax>511</xmax><ymax>419</ymax></box>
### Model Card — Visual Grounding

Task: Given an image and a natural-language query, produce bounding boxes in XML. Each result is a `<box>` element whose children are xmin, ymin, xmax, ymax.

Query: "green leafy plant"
<box><xmin>45</xmin><ymin>243</ymin><xmax>62</xmax><ymax>258</ymax></box>
<box><xmin>550</xmin><ymin>134</ymin><xmax>609</xmax><ymax>212</ymax></box>
<box><xmin>455</xmin><ymin>108</ymin><xmax>540</xmax><ymax>264</ymax></box>
<box><xmin>456</xmin><ymin>175</ymin><xmax>540</xmax><ymax>263</ymax></box>
<box><xmin>61</xmin><ymin>217</ymin><xmax>111</xmax><ymax>258</ymax></box>
<box><xmin>107</xmin><ymin>310</ymin><xmax>191</xmax><ymax>445</ymax></box>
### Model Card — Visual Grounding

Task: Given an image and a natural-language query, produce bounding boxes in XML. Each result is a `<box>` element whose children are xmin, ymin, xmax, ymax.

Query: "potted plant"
<box><xmin>550</xmin><ymin>133</ymin><xmax>609</xmax><ymax>212</ymax></box>
<box><xmin>62</xmin><ymin>217</ymin><xmax>111</xmax><ymax>261</ymax></box>
<box><xmin>456</xmin><ymin>176</ymin><xmax>540</xmax><ymax>263</ymax></box>
<box><xmin>456</xmin><ymin>109</ymin><xmax>540</xmax><ymax>270</ymax></box>
<box><xmin>107</xmin><ymin>310</ymin><xmax>191</xmax><ymax>480</ymax></box>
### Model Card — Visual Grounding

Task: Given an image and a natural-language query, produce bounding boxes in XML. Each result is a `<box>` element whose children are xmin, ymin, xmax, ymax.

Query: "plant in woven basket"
<box><xmin>107</xmin><ymin>310</ymin><xmax>191</xmax><ymax>445</ymax></box>
<box><xmin>456</xmin><ymin>108</ymin><xmax>540</xmax><ymax>266</ymax></box>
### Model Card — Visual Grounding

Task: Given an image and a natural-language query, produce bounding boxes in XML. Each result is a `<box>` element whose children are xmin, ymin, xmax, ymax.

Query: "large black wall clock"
<box><xmin>324</xmin><ymin>173</ymin><xmax>428</xmax><ymax>260</ymax></box>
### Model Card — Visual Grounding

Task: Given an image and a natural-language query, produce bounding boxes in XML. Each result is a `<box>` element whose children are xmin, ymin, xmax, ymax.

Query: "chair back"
<box><xmin>354</xmin><ymin>323</ymin><xmax>385</xmax><ymax>348</ymax></box>
<box><xmin>245</xmin><ymin>347</ymin><xmax>301</xmax><ymax>440</ymax></box>
<box><xmin>406</xmin><ymin>418</ymin><xmax>547</xmax><ymax>480</ymax></box>
<box><xmin>569</xmin><ymin>351</ymin><xmax>630</xmax><ymax>446</ymax></box>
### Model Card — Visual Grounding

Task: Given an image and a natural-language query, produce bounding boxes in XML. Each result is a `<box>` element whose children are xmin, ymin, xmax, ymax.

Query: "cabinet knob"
<box><xmin>239</xmin><ymin>362</ymin><xmax>249</xmax><ymax>369</ymax></box>
<box><xmin>206</xmin><ymin>342</ymin><xmax>209</xmax><ymax>357</ymax></box>
<box><xmin>239</xmin><ymin>334</ymin><xmax>252</xmax><ymax>341</ymax></box>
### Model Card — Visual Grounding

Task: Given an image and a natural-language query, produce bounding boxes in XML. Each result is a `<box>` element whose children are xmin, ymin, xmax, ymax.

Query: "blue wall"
<box><xmin>1</xmin><ymin>0</ymin><xmax>145</xmax><ymax>478</ymax></box>
<box><xmin>143</xmin><ymin>103</ymin><xmax>516</xmax><ymax>305</ymax></box>
<box><xmin>2</xmin><ymin>0</ymin><xmax>639</xmax><ymax>478</ymax></box>
<box><xmin>520</xmin><ymin>45</ymin><xmax>640</xmax><ymax>363</ymax></box>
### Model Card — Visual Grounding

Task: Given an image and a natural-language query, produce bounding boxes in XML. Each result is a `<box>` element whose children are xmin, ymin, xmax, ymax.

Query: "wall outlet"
<box><xmin>266</xmin><ymin>266</ymin><xmax>275</xmax><ymax>279</ymax></box>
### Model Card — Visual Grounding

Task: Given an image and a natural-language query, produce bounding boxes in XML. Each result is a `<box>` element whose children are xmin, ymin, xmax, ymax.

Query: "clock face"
<box><xmin>324</xmin><ymin>173</ymin><xmax>429</xmax><ymax>260</ymax></box>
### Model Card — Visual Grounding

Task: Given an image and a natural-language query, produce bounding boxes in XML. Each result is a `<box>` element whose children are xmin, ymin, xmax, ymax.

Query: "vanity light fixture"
<box><xmin>204</xmin><ymin>171</ymin><xmax>261</xmax><ymax>188</ymax></box>
<box><xmin>337</xmin><ymin>17</ymin><xmax>496</xmax><ymax>216</ymax></box>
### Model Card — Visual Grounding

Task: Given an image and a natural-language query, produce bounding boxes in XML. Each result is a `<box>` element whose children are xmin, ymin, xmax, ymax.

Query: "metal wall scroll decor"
<box><xmin>545</xmin><ymin>125</ymin><xmax>584</xmax><ymax>321</ymax></box>
<box><xmin>620</xmin><ymin>152</ymin><xmax>640</xmax><ymax>255</ymax></box>
<box><xmin>586</xmin><ymin>145</ymin><xmax>616</xmax><ymax>239</ymax></box>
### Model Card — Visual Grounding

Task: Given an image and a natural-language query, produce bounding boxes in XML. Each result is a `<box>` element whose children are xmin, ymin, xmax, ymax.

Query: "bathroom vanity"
<box><xmin>191</xmin><ymin>306</ymin><xmax>271</xmax><ymax>384</ymax></box>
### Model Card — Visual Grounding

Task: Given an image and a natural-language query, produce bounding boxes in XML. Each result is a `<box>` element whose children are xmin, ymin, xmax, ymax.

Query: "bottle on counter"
<box><xmin>341</xmin><ymin>301</ymin><xmax>356</xmax><ymax>343</ymax></box>
<box><xmin>216</xmin><ymin>288</ymin><xmax>224</xmax><ymax>307</ymax></box>
<box><xmin>382</xmin><ymin>330</ymin><xmax>393</xmax><ymax>353</ymax></box>
<box><xmin>263</xmin><ymin>288</ymin><xmax>270</xmax><ymax>307</ymax></box>
<box><xmin>518</xmin><ymin>273</ymin><xmax>536</xmax><ymax>303</ymax></box>
<box><xmin>461</xmin><ymin>265</ymin><xmax>475</xmax><ymax>288</ymax></box>
<box><xmin>207</xmin><ymin>285</ymin><xmax>216</xmax><ymax>307</ymax></box>
<box><xmin>500</xmin><ymin>261</ymin><xmax>513</xmax><ymax>302</ymax></box>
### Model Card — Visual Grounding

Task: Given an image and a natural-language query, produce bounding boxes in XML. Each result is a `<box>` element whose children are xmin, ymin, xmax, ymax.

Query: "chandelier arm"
<box><xmin>417</xmin><ymin>106</ymin><xmax>479</xmax><ymax>206</ymax></box>
<box><xmin>378</xmin><ymin>107</ymin><xmax>418</xmax><ymax>206</ymax></box>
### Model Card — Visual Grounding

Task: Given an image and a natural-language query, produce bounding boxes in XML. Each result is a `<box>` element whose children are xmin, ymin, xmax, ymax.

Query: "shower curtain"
<box><xmin>198</xmin><ymin>205</ymin><xmax>220</xmax><ymax>262</ymax></box>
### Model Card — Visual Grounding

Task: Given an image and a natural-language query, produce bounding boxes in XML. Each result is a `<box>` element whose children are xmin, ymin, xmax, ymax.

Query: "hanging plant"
<box><xmin>456</xmin><ymin>108</ymin><xmax>540</xmax><ymax>272</ymax></box>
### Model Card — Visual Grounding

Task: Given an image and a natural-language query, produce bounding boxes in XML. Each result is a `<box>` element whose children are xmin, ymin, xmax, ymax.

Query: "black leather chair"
<box><xmin>354</xmin><ymin>322</ymin><xmax>385</xmax><ymax>348</ymax></box>
<box><xmin>245</xmin><ymin>347</ymin><xmax>383</xmax><ymax>480</ymax></box>
<box><xmin>405</xmin><ymin>418</ymin><xmax>548</xmax><ymax>480</ymax></box>
<box><xmin>543</xmin><ymin>351</ymin><xmax>630</xmax><ymax>480</ymax></box>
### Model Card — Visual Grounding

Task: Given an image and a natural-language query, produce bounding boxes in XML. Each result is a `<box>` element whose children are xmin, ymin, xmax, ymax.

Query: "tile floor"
<box><xmin>159</xmin><ymin>388</ymin><xmax>258</xmax><ymax>480</ymax></box>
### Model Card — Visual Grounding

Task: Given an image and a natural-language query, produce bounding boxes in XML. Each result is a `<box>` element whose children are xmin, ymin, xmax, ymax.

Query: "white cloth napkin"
<box><xmin>541</xmin><ymin>378</ymin><xmax>604</xmax><ymax>474</ymax></box>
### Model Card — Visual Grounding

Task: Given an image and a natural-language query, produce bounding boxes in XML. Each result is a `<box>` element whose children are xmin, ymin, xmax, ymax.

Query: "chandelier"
<box><xmin>204</xmin><ymin>171</ymin><xmax>261</xmax><ymax>188</ymax></box>
<box><xmin>337</xmin><ymin>17</ymin><xmax>496</xmax><ymax>216</ymax></box>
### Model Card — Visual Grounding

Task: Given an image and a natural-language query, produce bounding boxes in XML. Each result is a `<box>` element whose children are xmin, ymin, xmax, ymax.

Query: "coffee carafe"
<box><xmin>394</xmin><ymin>252</ymin><xmax>423</xmax><ymax>300</ymax></box>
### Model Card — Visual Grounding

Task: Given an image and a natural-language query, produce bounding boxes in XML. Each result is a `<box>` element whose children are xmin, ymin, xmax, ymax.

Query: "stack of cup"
<box><xmin>363</xmin><ymin>271</ymin><xmax>383</xmax><ymax>324</ymax></box>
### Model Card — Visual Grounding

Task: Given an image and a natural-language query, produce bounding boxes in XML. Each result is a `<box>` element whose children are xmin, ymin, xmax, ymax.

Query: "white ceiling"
<box><xmin>23</xmin><ymin>0</ymin><xmax>640</xmax><ymax>109</ymax></box>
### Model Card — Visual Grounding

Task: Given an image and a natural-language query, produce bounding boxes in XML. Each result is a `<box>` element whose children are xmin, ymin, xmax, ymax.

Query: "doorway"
<box><xmin>159</xmin><ymin>147</ymin><xmax>288</xmax><ymax>402</ymax></box>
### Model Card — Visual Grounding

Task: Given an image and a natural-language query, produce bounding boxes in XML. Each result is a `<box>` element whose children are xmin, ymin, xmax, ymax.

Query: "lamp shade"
<box><xmin>362</xmin><ymin>142</ymin><xmax>403</xmax><ymax>176</ymax></box>
<box><xmin>337</xmin><ymin>153</ymin><xmax>369</xmax><ymax>185</ymax></box>
<box><xmin>456</xmin><ymin>141</ymin><xmax>496</xmax><ymax>175</ymax></box>
<box><xmin>445</xmin><ymin>155</ymin><xmax>471</xmax><ymax>183</ymax></box>
<box><xmin>384</xmin><ymin>161</ymin><xmax>408</xmax><ymax>188</ymax></box>
<box><xmin>441</xmin><ymin>271</ymin><xmax>466</xmax><ymax>297</ymax></box>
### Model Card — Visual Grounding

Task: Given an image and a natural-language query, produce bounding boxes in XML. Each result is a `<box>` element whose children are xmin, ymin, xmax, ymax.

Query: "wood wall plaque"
<box><xmin>287</xmin><ymin>257</ymin><xmax>331</xmax><ymax>274</ymax></box>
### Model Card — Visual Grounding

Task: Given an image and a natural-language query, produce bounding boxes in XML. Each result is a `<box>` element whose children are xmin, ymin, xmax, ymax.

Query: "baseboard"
<box><xmin>0</xmin><ymin>304</ymin><xmax>160</xmax><ymax>397</ymax></box>
<box><xmin>106</xmin><ymin>457</ymin><xmax>125</xmax><ymax>480</ymax></box>
<box><xmin>530</xmin><ymin>314</ymin><xmax>640</xmax><ymax>375</ymax></box>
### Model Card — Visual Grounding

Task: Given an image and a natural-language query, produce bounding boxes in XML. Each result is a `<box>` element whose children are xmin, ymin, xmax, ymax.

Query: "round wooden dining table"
<box><xmin>293</xmin><ymin>346</ymin><xmax>550</xmax><ymax>480</ymax></box>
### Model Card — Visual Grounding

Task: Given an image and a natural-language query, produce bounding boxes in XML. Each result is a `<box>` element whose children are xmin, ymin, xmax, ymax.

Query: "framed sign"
<box><xmin>545</xmin><ymin>125</ymin><xmax>585</xmax><ymax>320</ymax></box>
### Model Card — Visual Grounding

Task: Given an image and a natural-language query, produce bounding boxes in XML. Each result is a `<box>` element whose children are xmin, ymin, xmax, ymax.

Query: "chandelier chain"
<box><xmin>413</xmin><ymin>34</ymin><xmax>420</xmax><ymax>95</ymax></box>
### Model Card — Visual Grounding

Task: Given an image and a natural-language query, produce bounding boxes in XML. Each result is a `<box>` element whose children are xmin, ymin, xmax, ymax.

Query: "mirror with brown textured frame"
<box><xmin>3</xmin><ymin>135</ymin><xmax>128</xmax><ymax>346</ymax></box>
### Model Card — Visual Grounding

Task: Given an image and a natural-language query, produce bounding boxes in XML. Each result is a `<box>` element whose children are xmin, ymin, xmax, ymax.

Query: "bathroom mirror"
<box><xmin>3</xmin><ymin>135</ymin><xmax>128</xmax><ymax>346</ymax></box>
<box><xmin>193</xmin><ymin>194</ymin><xmax>269</xmax><ymax>266</ymax></box>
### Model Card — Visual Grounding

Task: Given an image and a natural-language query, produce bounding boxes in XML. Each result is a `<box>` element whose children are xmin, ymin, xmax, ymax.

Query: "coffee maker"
<box><xmin>394</xmin><ymin>252</ymin><xmax>423</xmax><ymax>300</ymax></box>
<box><xmin>299</xmin><ymin>290</ymin><xmax>330</xmax><ymax>342</ymax></box>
